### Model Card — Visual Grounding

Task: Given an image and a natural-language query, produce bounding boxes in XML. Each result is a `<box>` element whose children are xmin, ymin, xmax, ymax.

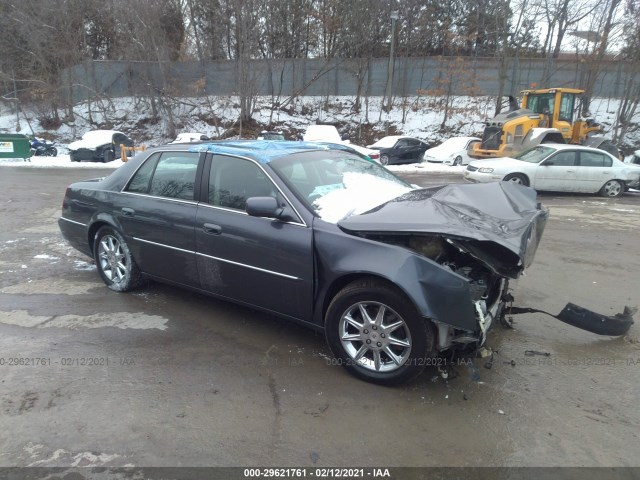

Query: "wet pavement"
<box><xmin>0</xmin><ymin>167</ymin><xmax>639</xmax><ymax>468</ymax></box>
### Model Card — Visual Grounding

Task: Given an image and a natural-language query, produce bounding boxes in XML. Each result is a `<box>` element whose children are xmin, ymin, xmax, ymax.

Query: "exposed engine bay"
<box><xmin>358</xmin><ymin>232</ymin><xmax>508</xmax><ymax>351</ymax></box>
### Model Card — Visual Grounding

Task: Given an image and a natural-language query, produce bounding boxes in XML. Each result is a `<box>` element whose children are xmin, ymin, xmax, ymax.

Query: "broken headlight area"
<box><xmin>362</xmin><ymin>233</ymin><xmax>510</xmax><ymax>350</ymax></box>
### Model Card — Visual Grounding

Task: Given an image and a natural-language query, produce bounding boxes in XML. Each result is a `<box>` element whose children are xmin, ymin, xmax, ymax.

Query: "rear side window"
<box><xmin>579</xmin><ymin>152</ymin><xmax>612</xmax><ymax>167</ymax></box>
<box><xmin>126</xmin><ymin>152</ymin><xmax>200</xmax><ymax>200</ymax></box>
<box><xmin>126</xmin><ymin>153</ymin><xmax>160</xmax><ymax>193</ymax></box>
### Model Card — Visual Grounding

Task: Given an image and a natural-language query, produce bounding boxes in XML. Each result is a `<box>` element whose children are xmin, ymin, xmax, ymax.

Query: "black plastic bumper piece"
<box><xmin>508</xmin><ymin>303</ymin><xmax>635</xmax><ymax>336</ymax></box>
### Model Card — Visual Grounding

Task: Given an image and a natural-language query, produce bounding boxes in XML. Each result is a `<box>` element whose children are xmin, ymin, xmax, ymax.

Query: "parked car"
<box><xmin>424</xmin><ymin>137</ymin><xmax>481</xmax><ymax>165</ymax></box>
<box><xmin>303</xmin><ymin>124</ymin><xmax>380</xmax><ymax>163</ymax></box>
<box><xmin>367</xmin><ymin>136</ymin><xmax>430</xmax><ymax>166</ymax></box>
<box><xmin>257</xmin><ymin>130</ymin><xmax>285</xmax><ymax>140</ymax></box>
<box><xmin>58</xmin><ymin>140</ymin><xmax>547</xmax><ymax>385</ymax></box>
<box><xmin>68</xmin><ymin>130</ymin><xmax>134</xmax><ymax>163</ymax></box>
<box><xmin>464</xmin><ymin>144</ymin><xmax>640</xmax><ymax>197</ymax></box>
<box><xmin>170</xmin><ymin>132</ymin><xmax>210</xmax><ymax>143</ymax></box>
<box><xmin>302</xmin><ymin>125</ymin><xmax>345</xmax><ymax>143</ymax></box>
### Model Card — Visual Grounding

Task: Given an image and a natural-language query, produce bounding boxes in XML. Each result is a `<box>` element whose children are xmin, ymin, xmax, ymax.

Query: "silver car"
<box><xmin>464</xmin><ymin>144</ymin><xmax>640</xmax><ymax>197</ymax></box>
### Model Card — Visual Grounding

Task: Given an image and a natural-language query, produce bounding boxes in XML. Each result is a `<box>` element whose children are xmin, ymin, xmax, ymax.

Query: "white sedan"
<box><xmin>464</xmin><ymin>144</ymin><xmax>640</xmax><ymax>197</ymax></box>
<box><xmin>423</xmin><ymin>136</ymin><xmax>480</xmax><ymax>165</ymax></box>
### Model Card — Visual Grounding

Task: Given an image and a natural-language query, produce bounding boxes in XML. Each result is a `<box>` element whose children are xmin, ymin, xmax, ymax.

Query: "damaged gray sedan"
<box><xmin>59</xmin><ymin>141</ymin><xmax>548</xmax><ymax>385</ymax></box>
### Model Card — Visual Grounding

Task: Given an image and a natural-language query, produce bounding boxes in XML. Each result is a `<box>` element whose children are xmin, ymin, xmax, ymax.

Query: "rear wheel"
<box><xmin>103</xmin><ymin>149</ymin><xmax>115</xmax><ymax>163</ymax></box>
<box><xmin>94</xmin><ymin>227</ymin><xmax>143</xmax><ymax>292</ymax></box>
<box><xmin>600</xmin><ymin>179</ymin><xmax>624</xmax><ymax>198</ymax></box>
<box><xmin>503</xmin><ymin>173</ymin><xmax>529</xmax><ymax>186</ymax></box>
<box><xmin>325</xmin><ymin>279</ymin><xmax>434</xmax><ymax>385</ymax></box>
<box><xmin>380</xmin><ymin>155</ymin><xmax>389</xmax><ymax>166</ymax></box>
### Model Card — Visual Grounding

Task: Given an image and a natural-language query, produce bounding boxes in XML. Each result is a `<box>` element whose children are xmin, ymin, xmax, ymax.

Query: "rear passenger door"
<box><xmin>117</xmin><ymin>151</ymin><xmax>203</xmax><ymax>287</ymax></box>
<box><xmin>195</xmin><ymin>154</ymin><xmax>314</xmax><ymax>321</ymax></box>
<box><xmin>575</xmin><ymin>151</ymin><xmax>614</xmax><ymax>192</ymax></box>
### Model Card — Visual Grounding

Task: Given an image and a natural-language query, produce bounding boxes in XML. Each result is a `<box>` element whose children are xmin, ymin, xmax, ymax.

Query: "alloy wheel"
<box><xmin>338</xmin><ymin>301</ymin><xmax>412</xmax><ymax>373</ymax></box>
<box><xmin>97</xmin><ymin>234</ymin><xmax>127</xmax><ymax>284</ymax></box>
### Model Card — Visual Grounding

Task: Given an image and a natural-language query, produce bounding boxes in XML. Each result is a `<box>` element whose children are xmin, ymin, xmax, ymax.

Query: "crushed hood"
<box><xmin>338</xmin><ymin>182</ymin><xmax>548</xmax><ymax>278</ymax></box>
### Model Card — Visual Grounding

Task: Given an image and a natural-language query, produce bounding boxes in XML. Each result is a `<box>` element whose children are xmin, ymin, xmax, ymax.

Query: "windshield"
<box><xmin>270</xmin><ymin>151</ymin><xmax>413</xmax><ymax>223</ymax></box>
<box><xmin>514</xmin><ymin>146</ymin><xmax>556</xmax><ymax>163</ymax></box>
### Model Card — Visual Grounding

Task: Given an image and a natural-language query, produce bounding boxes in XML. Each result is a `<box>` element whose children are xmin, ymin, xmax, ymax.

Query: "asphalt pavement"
<box><xmin>0</xmin><ymin>166</ymin><xmax>639</xmax><ymax>472</ymax></box>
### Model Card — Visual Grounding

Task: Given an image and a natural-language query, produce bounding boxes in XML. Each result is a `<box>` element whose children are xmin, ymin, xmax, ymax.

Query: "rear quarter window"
<box><xmin>126</xmin><ymin>152</ymin><xmax>200</xmax><ymax>200</ymax></box>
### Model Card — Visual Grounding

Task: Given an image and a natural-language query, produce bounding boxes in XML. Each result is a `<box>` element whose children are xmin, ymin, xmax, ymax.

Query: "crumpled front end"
<box><xmin>338</xmin><ymin>182</ymin><xmax>549</xmax><ymax>349</ymax></box>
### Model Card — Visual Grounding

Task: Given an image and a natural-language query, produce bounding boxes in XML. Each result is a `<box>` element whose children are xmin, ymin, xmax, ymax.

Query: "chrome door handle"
<box><xmin>202</xmin><ymin>223</ymin><xmax>222</xmax><ymax>235</ymax></box>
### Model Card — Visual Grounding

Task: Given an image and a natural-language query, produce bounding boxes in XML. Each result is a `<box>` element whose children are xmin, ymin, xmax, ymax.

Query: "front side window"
<box><xmin>209</xmin><ymin>156</ymin><xmax>276</xmax><ymax>210</ymax></box>
<box><xmin>559</xmin><ymin>94</ymin><xmax>575</xmax><ymax>123</ymax></box>
<box><xmin>544</xmin><ymin>151</ymin><xmax>576</xmax><ymax>167</ymax></box>
<box><xmin>526</xmin><ymin>94</ymin><xmax>555</xmax><ymax>115</ymax></box>
<box><xmin>126</xmin><ymin>152</ymin><xmax>200</xmax><ymax>200</ymax></box>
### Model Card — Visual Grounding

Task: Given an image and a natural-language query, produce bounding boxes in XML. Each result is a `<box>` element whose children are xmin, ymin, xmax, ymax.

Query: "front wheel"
<box><xmin>45</xmin><ymin>147</ymin><xmax>57</xmax><ymax>157</ymax></box>
<box><xmin>600</xmin><ymin>179</ymin><xmax>624</xmax><ymax>198</ymax></box>
<box><xmin>325</xmin><ymin>280</ymin><xmax>434</xmax><ymax>385</ymax></box>
<box><xmin>452</xmin><ymin>155</ymin><xmax>463</xmax><ymax>166</ymax></box>
<box><xmin>102</xmin><ymin>149</ymin><xmax>115</xmax><ymax>163</ymax></box>
<box><xmin>503</xmin><ymin>173</ymin><xmax>529</xmax><ymax>186</ymax></box>
<box><xmin>94</xmin><ymin>227</ymin><xmax>143</xmax><ymax>292</ymax></box>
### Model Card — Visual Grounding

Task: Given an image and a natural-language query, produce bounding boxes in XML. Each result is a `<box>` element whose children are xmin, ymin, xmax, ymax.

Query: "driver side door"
<box><xmin>194</xmin><ymin>154</ymin><xmax>314</xmax><ymax>321</ymax></box>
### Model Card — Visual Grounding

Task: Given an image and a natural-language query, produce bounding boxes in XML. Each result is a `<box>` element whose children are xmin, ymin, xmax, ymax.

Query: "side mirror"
<box><xmin>246</xmin><ymin>197</ymin><xmax>283</xmax><ymax>219</ymax></box>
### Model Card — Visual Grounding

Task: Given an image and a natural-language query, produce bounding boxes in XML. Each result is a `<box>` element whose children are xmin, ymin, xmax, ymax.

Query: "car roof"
<box><xmin>533</xmin><ymin>143</ymin><xmax>615</xmax><ymax>155</ymax></box>
<box><xmin>184</xmin><ymin>140</ymin><xmax>342</xmax><ymax>164</ymax></box>
<box><xmin>440</xmin><ymin>136</ymin><xmax>480</xmax><ymax>143</ymax></box>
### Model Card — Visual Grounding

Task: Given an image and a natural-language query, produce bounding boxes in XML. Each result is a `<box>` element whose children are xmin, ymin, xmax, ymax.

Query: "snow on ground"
<box><xmin>0</xmin><ymin>94</ymin><xmax>637</xmax><ymax>171</ymax></box>
<box><xmin>0</xmin><ymin>151</ymin><xmax>462</xmax><ymax>173</ymax></box>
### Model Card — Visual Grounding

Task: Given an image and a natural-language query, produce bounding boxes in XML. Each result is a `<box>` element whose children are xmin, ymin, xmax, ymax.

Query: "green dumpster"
<box><xmin>0</xmin><ymin>133</ymin><xmax>31</xmax><ymax>161</ymax></box>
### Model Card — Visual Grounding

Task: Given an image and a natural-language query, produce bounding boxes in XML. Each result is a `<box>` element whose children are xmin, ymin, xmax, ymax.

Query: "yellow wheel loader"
<box><xmin>470</xmin><ymin>88</ymin><xmax>619</xmax><ymax>159</ymax></box>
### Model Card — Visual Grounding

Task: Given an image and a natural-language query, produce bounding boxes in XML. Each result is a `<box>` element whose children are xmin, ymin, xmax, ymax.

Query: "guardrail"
<box><xmin>120</xmin><ymin>145</ymin><xmax>146</xmax><ymax>162</ymax></box>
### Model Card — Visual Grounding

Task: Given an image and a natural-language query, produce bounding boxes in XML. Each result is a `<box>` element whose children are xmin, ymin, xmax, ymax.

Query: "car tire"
<box><xmin>325</xmin><ymin>279</ymin><xmax>435</xmax><ymax>385</ymax></box>
<box><xmin>94</xmin><ymin>226</ymin><xmax>143</xmax><ymax>292</ymax></box>
<box><xmin>103</xmin><ymin>149</ymin><xmax>115</xmax><ymax>163</ymax></box>
<box><xmin>380</xmin><ymin>155</ymin><xmax>389</xmax><ymax>166</ymax></box>
<box><xmin>453</xmin><ymin>155</ymin><xmax>463</xmax><ymax>166</ymax></box>
<box><xmin>600</xmin><ymin>179</ymin><xmax>624</xmax><ymax>198</ymax></box>
<box><xmin>503</xmin><ymin>173</ymin><xmax>529</xmax><ymax>186</ymax></box>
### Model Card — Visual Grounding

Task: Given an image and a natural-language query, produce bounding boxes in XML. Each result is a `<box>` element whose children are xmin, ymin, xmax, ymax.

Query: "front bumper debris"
<box><xmin>507</xmin><ymin>304</ymin><xmax>636</xmax><ymax>336</ymax></box>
